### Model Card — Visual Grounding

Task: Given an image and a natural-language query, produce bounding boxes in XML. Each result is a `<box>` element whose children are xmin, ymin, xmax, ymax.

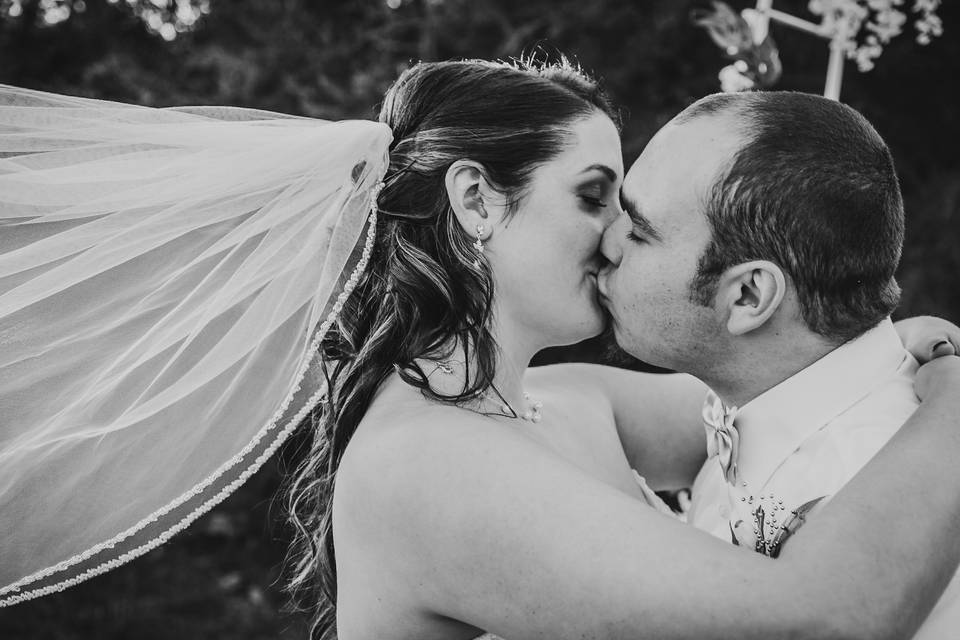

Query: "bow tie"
<box><xmin>702</xmin><ymin>390</ymin><xmax>740</xmax><ymax>485</ymax></box>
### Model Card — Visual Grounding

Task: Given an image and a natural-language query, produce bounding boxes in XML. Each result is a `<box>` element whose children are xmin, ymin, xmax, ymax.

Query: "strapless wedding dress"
<box><xmin>473</xmin><ymin>471</ymin><xmax>675</xmax><ymax>640</ymax></box>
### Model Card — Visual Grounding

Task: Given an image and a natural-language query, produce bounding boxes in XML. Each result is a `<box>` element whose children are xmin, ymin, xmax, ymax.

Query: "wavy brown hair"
<box><xmin>286</xmin><ymin>57</ymin><xmax>620</xmax><ymax>638</ymax></box>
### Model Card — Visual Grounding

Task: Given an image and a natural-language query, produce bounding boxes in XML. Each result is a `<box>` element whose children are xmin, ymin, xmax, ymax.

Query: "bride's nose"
<box><xmin>599</xmin><ymin>200</ymin><xmax>620</xmax><ymax>229</ymax></box>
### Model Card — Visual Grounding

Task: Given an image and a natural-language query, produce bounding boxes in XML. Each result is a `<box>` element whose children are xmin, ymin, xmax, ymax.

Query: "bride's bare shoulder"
<box><xmin>524</xmin><ymin>362</ymin><xmax>617</xmax><ymax>416</ymax></box>
<box><xmin>351</xmin><ymin>371</ymin><xmax>492</xmax><ymax>437</ymax></box>
<box><xmin>525</xmin><ymin>361</ymin><xmax>622</xmax><ymax>394</ymax></box>
<box><xmin>333</xmin><ymin>373</ymin><xmax>513</xmax><ymax>639</ymax></box>
<box><xmin>335</xmin><ymin>373</ymin><xmax>523</xmax><ymax>500</ymax></box>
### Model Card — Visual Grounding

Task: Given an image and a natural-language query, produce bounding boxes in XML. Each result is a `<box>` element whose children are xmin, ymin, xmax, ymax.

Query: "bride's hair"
<box><xmin>286</xmin><ymin>57</ymin><xmax>620</xmax><ymax>638</ymax></box>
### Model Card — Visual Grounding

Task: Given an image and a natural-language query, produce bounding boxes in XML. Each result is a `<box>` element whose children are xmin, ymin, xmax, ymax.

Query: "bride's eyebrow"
<box><xmin>620</xmin><ymin>190</ymin><xmax>663</xmax><ymax>242</ymax></box>
<box><xmin>578</xmin><ymin>164</ymin><xmax>619</xmax><ymax>183</ymax></box>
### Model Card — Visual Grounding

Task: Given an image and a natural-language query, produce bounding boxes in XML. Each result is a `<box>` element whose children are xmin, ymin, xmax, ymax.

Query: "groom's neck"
<box><xmin>701</xmin><ymin>328</ymin><xmax>838</xmax><ymax>409</ymax></box>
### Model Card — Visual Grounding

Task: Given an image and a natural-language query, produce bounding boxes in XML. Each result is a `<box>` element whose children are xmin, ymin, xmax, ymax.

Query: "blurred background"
<box><xmin>0</xmin><ymin>0</ymin><xmax>957</xmax><ymax>637</ymax></box>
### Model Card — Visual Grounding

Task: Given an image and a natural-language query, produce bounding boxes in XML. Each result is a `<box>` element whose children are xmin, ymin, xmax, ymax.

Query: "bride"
<box><xmin>2</xmin><ymin>57</ymin><xmax>960</xmax><ymax>640</ymax></box>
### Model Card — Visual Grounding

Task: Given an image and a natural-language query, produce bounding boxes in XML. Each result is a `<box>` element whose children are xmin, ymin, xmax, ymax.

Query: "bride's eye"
<box><xmin>626</xmin><ymin>230</ymin><xmax>646</xmax><ymax>244</ymax></box>
<box><xmin>578</xmin><ymin>194</ymin><xmax>608</xmax><ymax>210</ymax></box>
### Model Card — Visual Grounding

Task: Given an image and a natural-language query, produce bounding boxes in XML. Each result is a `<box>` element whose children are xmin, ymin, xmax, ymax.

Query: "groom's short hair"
<box><xmin>680</xmin><ymin>91</ymin><xmax>904</xmax><ymax>345</ymax></box>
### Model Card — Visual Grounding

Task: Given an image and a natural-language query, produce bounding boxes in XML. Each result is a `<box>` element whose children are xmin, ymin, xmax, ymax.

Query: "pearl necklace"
<box><xmin>486</xmin><ymin>389</ymin><xmax>544</xmax><ymax>423</ymax></box>
<box><xmin>426</xmin><ymin>359</ymin><xmax>544</xmax><ymax>423</ymax></box>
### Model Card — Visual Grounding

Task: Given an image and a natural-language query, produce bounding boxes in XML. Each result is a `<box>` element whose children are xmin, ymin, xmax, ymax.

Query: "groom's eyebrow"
<box><xmin>620</xmin><ymin>192</ymin><xmax>663</xmax><ymax>242</ymax></box>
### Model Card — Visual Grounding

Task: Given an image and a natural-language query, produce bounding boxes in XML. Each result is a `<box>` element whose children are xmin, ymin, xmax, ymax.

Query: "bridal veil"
<box><xmin>0</xmin><ymin>85</ymin><xmax>391</xmax><ymax>604</ymax></box>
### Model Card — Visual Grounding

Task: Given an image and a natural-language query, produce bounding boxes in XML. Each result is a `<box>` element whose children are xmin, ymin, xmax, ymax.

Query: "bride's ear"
<box><xmin>445</xmin><ymin>160</ymin><xmax>500</xmax><ymax>240</ymax></box>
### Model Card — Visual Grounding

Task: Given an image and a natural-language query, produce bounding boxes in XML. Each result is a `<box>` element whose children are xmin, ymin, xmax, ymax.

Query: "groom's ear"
<box><xmin>445</xmin><ymin>160</ymin><xmax>504</xmax><ymax>240</ymax></box>
<box><xmin>715</xmin><ymin>261</ymin><xmax>787</xmax><ymax>336</ymax></box>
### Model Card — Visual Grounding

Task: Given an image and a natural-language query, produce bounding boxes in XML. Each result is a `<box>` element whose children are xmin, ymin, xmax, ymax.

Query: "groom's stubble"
<box><xmin>597</xmin><ymin>114</ymin><xmax>740</xmax><ymax>382</ymax></box>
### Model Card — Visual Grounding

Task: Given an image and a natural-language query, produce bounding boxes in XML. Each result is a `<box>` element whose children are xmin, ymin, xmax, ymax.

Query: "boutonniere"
<box><xmin>731</xmin><ymin>494</ymin><xmax>827</xmax><ymax>558</ymax></box>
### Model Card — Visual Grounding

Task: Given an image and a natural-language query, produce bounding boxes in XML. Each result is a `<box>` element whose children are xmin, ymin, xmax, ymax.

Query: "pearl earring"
<box><xmin>472</xmin><ymin>224</ymin><xmax>485</xmax><ymax>269</ymax></box>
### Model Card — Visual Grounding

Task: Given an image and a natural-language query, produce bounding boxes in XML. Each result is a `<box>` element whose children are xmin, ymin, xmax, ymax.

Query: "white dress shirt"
<box><xmin>689</xmin><ymin>318</ymin><xmax>960</xmax><ymax>638</ymax></box>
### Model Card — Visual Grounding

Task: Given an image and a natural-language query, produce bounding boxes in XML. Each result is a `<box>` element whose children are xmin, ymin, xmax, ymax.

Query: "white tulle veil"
<box><xmin>0</xmin><ymin>85</ymin><xmax>392</xmax><ymax>605</ymax></box>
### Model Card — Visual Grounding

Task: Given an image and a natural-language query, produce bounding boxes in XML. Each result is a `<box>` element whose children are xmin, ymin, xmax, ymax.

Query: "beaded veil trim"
<box><xmin>0</xmin><ymin>185</ymin><xmax>382</xmax><ymax>607</ymax></box>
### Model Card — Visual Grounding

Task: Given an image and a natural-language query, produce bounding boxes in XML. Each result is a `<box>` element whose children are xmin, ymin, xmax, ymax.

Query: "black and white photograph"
<box><xmin>1</xmin><ymin>1</ymin><xmax>960</xmax><ymax>638</ymax></box>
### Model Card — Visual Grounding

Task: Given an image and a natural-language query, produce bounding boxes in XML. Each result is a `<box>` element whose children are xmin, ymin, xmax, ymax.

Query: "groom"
<box><xmin>597</xmin><ymin>91</ymin><xmax>959</xmax><ymax>637</ymax></box>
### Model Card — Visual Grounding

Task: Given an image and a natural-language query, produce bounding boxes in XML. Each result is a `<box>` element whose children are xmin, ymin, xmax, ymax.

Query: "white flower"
<box><xmin>741</xmin><ymin>8</ymin><xmax>770</xmax><ymax>45</ymax></box>
<box><xmin>806</xmin><ymin>0</ymin><xmax>943</xmax><ymax>70</ymax></box>
<box><xmin>719</xmin><ymin>64</ymin><xmax>756</xmax><ymax>93</ymax></box>
<box><xmin>852</xmin><ymin>41</ymin><xmax>883</xmax><ymax>70</ymax></box>
<box><xmin>913</xmin><ymin>0</ymin><xmax>940</xmax><ymax>13</ymax></box>
<box><xmin>915</xmin><ymin>12</ymin><xmax>943</xmax><ymax>41</ymax></box>
<box><xmin>706</xmin><ymin>0</ymin><xmax>942</xmax><ymax>91</ymax></box>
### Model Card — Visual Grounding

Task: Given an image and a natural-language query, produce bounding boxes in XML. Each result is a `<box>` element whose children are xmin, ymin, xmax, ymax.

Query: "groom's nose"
<box><xmin>600</xmin><ymin>212</ymin><xmax>625</xmax><ymax>266</ymax></box>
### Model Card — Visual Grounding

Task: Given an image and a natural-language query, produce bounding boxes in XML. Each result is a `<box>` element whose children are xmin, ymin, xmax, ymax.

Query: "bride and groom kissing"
<box><xmin>339</xmin><ymin>64</ymin><xmax>959</xmax><ymax>639</ymax></box>
<box><xmin>4</xmin><ymin>58</ymin><xmax>960</xmax><ymax>639</ymax></box>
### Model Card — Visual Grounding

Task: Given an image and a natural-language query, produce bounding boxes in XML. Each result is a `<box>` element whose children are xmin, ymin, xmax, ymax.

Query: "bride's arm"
<box><xmin>895</xmin><ymin>315</ymin><xmax>960</xmax><ymax>360</ymax></box>
<box><xmin>563</xmin><ymin>363</ymin><xmax>707</xmax><ymax>489</ymax></box>
<box><xmin>351</xmin><ymin>357</ymin><xmax>960</xmax><ymax>640</ymax></box>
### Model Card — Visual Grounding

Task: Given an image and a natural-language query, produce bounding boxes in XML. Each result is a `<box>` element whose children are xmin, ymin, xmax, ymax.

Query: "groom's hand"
<box><xmin>895</xmin><ymin>315</ymin><xmax>960</xmax><ymax>363</ymax></box>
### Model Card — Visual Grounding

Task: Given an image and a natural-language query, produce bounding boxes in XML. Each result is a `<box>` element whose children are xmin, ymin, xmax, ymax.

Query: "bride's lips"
<box><xmin>586</xmin><ymin>271</ymin><xmax>603</xmax><ymax>298</ymax></box>
<box><xmin>594</xmin><ymin>271</ymin><xmax>609</xmax><ymax>302</ymax></box>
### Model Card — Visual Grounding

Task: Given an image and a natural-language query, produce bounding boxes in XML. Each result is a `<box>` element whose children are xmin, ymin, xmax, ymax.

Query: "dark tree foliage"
<box><xmin>0</xmin><ymin>1</ymin><xmax>957</xmax><ymax>637</ymax></box>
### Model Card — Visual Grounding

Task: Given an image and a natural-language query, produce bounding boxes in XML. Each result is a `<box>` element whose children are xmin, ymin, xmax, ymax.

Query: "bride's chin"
<box><xmin>537</xmin><ymin>317</ymin><xmax>604</xmax><ymax>350</ymax></box>
<box><xmin>531</xmin><ymin>295</ymin><xmax>606</xmax><ymax>347</ymax></box>
<box><xmin>569</xmin><ymin>310</ymin><xmax>607</xmax><ymax>344</ymax></box>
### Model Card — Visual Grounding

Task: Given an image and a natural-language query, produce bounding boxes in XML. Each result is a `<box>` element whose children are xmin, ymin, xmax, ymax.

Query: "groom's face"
<box><xmin>597</xmin><ymin>114</ymin><xmax>743</xmax><ymax>370</ymax></box>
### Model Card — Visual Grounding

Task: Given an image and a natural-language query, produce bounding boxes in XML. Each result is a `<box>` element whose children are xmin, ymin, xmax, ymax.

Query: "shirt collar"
<box><xmin>730</xmin><ymin>318</ymin><xmax>909</xmax><ymax>491</ymax></box>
